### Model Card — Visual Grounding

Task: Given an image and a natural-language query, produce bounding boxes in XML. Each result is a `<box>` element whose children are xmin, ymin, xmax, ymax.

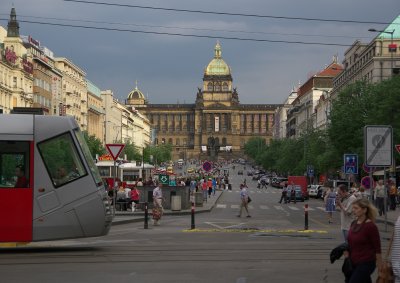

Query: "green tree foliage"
<box><xmin>245</xmin><ymin>76</ymin><xmax>400</xmax><ymax>177</ymax></box>
<box><xmin>121</xmin><ymin>140</ymin><xmax>142</xmax><ymax>161</ymax></box>
<box><xmin>82</xmin><ymin>131</ymin><xmax>105</xmax><ymax>157</ymax></box>
<box><xmin>144</xmin><ymin>144</ymin><xmax>173</xmax><ymax>165</ymax></box>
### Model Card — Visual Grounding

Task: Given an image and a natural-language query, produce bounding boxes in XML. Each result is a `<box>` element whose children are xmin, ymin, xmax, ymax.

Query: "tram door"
<box><xmin>0</xmin><ymin>140</ymin><xmax>33</xmax><ymax>242</ymax></box>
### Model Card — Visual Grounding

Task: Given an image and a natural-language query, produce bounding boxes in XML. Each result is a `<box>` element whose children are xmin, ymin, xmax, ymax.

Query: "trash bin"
<box><xmin>194</xmin><ymin>192</ymin><xmax>203</xmax><ymax>207</ymax></box>
<box><xmin>171</xmin><ymin>195</ymin><xmax>182</xmax><ymax>211</ymax></box>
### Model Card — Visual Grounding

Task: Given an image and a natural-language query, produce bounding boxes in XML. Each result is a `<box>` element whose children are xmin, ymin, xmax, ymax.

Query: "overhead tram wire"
<box><xmin>63</xmin><ymin>0</ymin><xmax>397</xmax><ymax>26</ymax></box>
<box><xmin>0</xmin><ymin>13</ymin><xmax>372</xmax><ymax>40</ymax></box>
<box><xmin>0</xmin><ymin>18</ymin><xmax>352</xmax><ymax>47</ymax></box>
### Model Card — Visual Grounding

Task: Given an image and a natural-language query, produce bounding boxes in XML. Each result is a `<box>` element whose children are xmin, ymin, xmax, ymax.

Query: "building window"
<box><xmin>222</xmin><ymin>83</ymin><xmax>228</xmax><ymax>91</ymax></box>
<box><xmin>207</xmin><ymin>83</ymin><xmax>213</xmax><ymax>91</ymax></box>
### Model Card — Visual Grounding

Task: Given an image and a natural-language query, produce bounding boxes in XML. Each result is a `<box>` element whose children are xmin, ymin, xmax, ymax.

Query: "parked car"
<box><xmin>308</xmin><ymin>185</ymin><xmax>324</xmax><ymax>199</ymax></box>
<box><xmin>271</xmin><ymin>177</ymin><xmax>288</xmax><ymax>188</ymax></box>
<box><xmin>237</xmin><ymin>170</ymin><xmax>243</xmax><ymax>175</ymax></box>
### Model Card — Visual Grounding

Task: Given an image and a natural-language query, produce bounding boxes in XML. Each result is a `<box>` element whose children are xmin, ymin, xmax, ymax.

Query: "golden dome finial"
<box><xmin>214</xmin><ymin>41</ymin><xmax>222</xmax><ymax>59</ymax></box>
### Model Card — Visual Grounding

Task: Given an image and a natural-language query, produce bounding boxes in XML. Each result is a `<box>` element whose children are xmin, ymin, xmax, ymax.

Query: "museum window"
<box><xmin>176</xmin><ymin>138</ymin><xmax>180</xmax><ymax>146</ymax></box>
<box><xmin>222</xmin><ymin>83</ymin><xmax>228</xmax><ymax>91</ymax></box>
<box><xmin>215</xmin><ymin>83</ymin><xmax>221</xmax><ymax>91</ymax></box>
<box><xmin>168</xmin><ymin>138</ymin><xmax>173</xmax><ymax>144</ymax></box>
<box><xmin>207</xmin><ymin>82</ymin><xmax>213</xmax><ymax>91</ymax></box>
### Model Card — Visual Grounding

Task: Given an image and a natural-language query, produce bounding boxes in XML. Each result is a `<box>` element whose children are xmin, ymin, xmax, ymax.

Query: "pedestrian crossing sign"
<box><xmin>344</xmin><ymin>154</ymin><xmax>358</xmax><ymax>175</ymax></box>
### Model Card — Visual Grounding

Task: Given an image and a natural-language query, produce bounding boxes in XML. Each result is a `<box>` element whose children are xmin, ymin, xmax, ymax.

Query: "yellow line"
<box><xmin>0</xmin><ymin>242</ymin><xmax>30</xmax><ymax>248</ymax></box>
<box><xmin>182</xmin><ymin>229</ymin><xmax>328</xmax><ymax>234</ymax></box>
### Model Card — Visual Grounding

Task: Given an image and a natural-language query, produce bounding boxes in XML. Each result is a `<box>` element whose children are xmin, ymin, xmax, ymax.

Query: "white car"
<box><xmin>308</xmin><ymin>185</ymin><xmax>324</xmax><ymax>199</ymax></box>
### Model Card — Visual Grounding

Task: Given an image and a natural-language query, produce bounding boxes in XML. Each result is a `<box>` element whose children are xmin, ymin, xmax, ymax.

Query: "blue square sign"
<box><xmin>344</xmin><ymin>154</ymin><xmax>358</xmax><ymax>175</ymax></box>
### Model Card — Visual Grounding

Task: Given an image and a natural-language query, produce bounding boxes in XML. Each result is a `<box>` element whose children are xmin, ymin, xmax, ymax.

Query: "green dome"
<box><xmin>205</xmin><ymin>42</ymin><xmax>231</xmax><ymax>76</ymax></box>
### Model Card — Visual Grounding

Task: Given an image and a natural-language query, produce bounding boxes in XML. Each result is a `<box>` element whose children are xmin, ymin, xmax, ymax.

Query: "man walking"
<box><xmin>152</xmin><ymin>183</ymin><xmax>164</xmax><ymax>226</ymax></box>
<box><xmin>279</xmin><ymin>182</ymin><xmax>288</xmax><ymax>204</ymax></box>
<box><xmin>336</xmin><ymin>184</ymin><xmax>357</xmax><ymax>242</ymax></box>
<box><xmin>237</xmin><ymin>184</ymin><xmax>251</xmax><ymax>218</ymax></box>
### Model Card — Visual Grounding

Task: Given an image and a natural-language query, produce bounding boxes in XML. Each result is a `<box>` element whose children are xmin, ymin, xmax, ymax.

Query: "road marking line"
<box><xmin>231</xmin><ymin>204</ymin><xmax>240</xmax><ymax>209</ymax></box>
<box><xmin>260</xmin><ymin>205</ymin><xmax>269</xmax><ymax>209</ymax></box>
<box><xmin>288</xmin><ymin>206</ymin><xmax>299</xmax><ymax>211</ymax></box>
<box><xmin>248</xmin><ymin>205</ymin><xmax>254</xmax><ymax>209</ymax></box>
<box><xmin>317</xmin><ymin>207</ymin><xmax>326</xmax><ymax>211</ymax></box>
<box><xmin>274</xmin><ymin>205</ymin><xmax>284</xmax><ymax>210</ymax></box>
<box><xmin>216</xmin><ymin>204</ymin><xmax>227</xmax><ymax>209</ymax></box>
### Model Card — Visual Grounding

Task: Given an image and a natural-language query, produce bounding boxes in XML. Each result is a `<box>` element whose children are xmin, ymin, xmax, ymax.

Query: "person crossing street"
<box><xmin>237</xmin><ymin>184</ymin><xmax>251</xmax><ymax>218</ymax></box>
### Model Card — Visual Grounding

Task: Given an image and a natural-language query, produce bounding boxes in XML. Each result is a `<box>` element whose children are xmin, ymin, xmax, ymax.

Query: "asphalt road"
<box><xmin>0</xmin><ymin>163</ymin><xmax>392</xmax><ymax>283</ymax></box>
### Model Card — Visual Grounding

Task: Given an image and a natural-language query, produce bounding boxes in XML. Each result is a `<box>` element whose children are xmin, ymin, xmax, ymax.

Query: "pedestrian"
<box><xmin>212</xmin><ymin>178</ymin><xmax>217</xmax><ymax>196</ymax></box>
<box><xmin>152</xmin><ymin>183</ymin><xmax>164</xmax><ymax>226</ymax></box>
<box><xmin>336</xmin><ymin>184</ymin><xmax>357</xmax><ymax>242</ymax></box>
<box><xmin>130</xmin><ymin>186</ymin><xmax>140</xmax><ymax>212</ymax></box>
<box><xmin>287</xmin><ymin>182</ymin><xmax>296</xmax><ymax>204</ymax></box>
<box><xmin>325</xmin><ymin>185</ymin><xmax>336</xmax><ymax>223</ymax></box>
<box><xmin>202</xmin><ymin>179</ymin><xmax>208</xmax><ymax>202</ymax></box>
<box><xmin>374</xmin><ymin>179</ymin><xmax>386</xmax><ymax>216</ymax></box>
<box><xmin>392</xmin><ymin>215</ymin><xmax>400</xmax><ymax>283</ymax></box>
<box><xmin>279</xmin><ymin>182</ymin><xmax>288</xmax><ymax>204</ymax></box>
<box><xmin>344</xmin><ymin>198</ymin><xmax>382</xmax><ymax>283</ymax></box>
<box><xmin>207</xmin><ymin>178</ymin><xmax>212</xmax><ymax>198</ymax></box>
<box><xmin>389</xmin><ymin>181</ymin><xmax>397</xmax><ymax>211</ymax></box>
<box><xmin>237</xmin><ymin>184</ymin><xmax>251</xmax><ymax>218</ymax></box>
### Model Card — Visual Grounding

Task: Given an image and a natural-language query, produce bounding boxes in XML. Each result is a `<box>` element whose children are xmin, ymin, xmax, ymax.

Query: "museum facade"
<box><xmin>126</xmin><ymin>43</ymin><xmax>280</xmax><ymax>160</ymax></box>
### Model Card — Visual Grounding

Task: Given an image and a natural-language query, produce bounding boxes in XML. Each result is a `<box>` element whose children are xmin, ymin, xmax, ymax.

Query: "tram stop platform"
<box><xmin>112</xmin><ymin>190</ymin><xmax>224</xmax><ymax>225</ymax></box>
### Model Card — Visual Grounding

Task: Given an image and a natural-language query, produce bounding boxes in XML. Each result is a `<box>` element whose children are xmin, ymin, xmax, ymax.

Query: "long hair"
<box><xmin>352</xmin><ymin>198</ymin><xmax>378</xmax><ymax>222</ymax></box>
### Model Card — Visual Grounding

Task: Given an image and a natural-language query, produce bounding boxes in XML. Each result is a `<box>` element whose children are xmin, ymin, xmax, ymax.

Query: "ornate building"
<box><xmin>126</xmin><ymin>42</ymin><xmax>279</xmax><ymax>160</ymax></box>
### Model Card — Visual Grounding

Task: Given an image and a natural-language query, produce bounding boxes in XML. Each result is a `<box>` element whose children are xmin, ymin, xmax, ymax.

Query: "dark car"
<box><xmin>237</xmin><ymin>170</ymin><xmax>243</xmax><ymax>175</ymax></box>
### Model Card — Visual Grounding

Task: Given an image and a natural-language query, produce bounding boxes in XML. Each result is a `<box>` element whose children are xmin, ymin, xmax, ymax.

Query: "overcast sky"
<box><xmin>0</xmin><ymin>0</ymin><xmax>398</xmax><ymax>104</ymax></box>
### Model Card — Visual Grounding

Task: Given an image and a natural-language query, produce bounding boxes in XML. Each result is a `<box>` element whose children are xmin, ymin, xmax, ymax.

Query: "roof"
<box><xmin>375</xmin><ymin>15</ymin><xmax>400</xmax><ymax>39</ymax></box>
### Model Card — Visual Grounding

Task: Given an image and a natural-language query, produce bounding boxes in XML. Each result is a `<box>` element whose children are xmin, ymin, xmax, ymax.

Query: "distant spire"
<box><xmin>135</xmin><ymin>80</ymin><xmax>138</xmax><ymax>89</ymax></box>
<box><xmin>7</xmin><ymin>7</ymin><xmax>20</xmax><ymax>37</ymax></box>
<box><xmin>214</xmin><ymin>41</ymin><xmax>222</xmax><ymax>59</ymax></box>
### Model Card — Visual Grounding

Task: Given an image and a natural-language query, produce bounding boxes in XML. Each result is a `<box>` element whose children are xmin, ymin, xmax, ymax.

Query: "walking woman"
<box><xmin>344</xmin><ymin>198</ymin><xmax>382</xmax><ymax>283</ymax></box>
<box><xmin>325</xmin><ymin>185</ymin><xmax>336</xmax><ymax>223</ymax></box>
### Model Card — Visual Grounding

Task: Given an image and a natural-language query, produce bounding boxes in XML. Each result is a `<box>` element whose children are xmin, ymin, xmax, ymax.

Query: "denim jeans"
<box><xmin>345</xmin><ymin>261</ymin><xmax>375</xmax><ymax>283</ymax></box>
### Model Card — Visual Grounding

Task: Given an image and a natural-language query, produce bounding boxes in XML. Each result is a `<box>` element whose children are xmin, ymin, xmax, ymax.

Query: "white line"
<box><xmin>307</xmin><ymin>207</ymin><xmax>315</xmax><ymax>211</ymax></box>
<box><xmin>231</xmin><ymin>204</ymin><xmax>240</xmax><ymax>209</ymax></box>
<box><xmin>216</xmin><ymin>204</ymin><xmax>227</xmax><ymax>209</ymax></box>
<box><xmin>288</xmin><ymin>206</ymin><xmax>299</xmax><ymax>211</ymax></box>
<box><xmin>317</xmin><ymin>207</ymin><xmax>326</xmax><ymax>211</ymax></box>
<box><xmin>259</xmin><ymin>205</ymin><xmax>269</xmax><ymax>209</ymax></box>
<box><xmin>274</xmin><ymin>205</ymin><xmax>284</xmax><ymax>210</ymax></box>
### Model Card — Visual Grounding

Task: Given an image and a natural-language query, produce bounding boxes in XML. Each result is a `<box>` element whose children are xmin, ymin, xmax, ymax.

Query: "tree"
<box><xmin>121</xmin><ymin>141</ymin><xmax>142</xmax><ymax>161</ymax></box>
<box><xmin>82</xmin><ymin>131</ymin><xmax>105</xmax><ymax>157</ymax></box>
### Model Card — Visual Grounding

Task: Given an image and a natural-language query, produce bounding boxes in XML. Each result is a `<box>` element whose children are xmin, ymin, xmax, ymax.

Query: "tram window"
<box><xmin>38</xmin><ymin>133</ymin><xmax>87</xmax><ymax>188</ymax></box>
<box><xmin>74</xmin><ymin>130</ymin><xmax>103</xmax><ymax>186</ymax></box>
<box><xmin>0</xmin><ymin>141</ymin><xmax>30</xmax><ymax>188</ymax></box>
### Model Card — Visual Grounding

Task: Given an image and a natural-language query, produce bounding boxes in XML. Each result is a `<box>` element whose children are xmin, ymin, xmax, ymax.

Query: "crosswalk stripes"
<box><xmin>231</xmin><ymin>204</ymin><xmax>240</xmax><ymax>209</ymax></box>
<box><xmin>259</xmin><ymin>205</ymin><xmax>269</xmax><ymax>210</ymax></box>
<box><xmin>287</xmin><ymin>206</ymin><xmax>299</xmax><ymax>211</ymax></box>
<box><xmin>316</xmin><ymin>207</ymin><xmax>326</xmax><ymax>211</ymax></box>
<box><xmin>216</xmin><ymin>204</ymin><xmax>227</xmax><ymax>209</ymax></box>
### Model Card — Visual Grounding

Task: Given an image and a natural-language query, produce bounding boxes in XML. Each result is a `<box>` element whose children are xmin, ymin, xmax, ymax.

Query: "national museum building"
<box><xmin>126</xmin><ymin>43</ymin><xmax>279</xmax><ymax>160</ymax></box>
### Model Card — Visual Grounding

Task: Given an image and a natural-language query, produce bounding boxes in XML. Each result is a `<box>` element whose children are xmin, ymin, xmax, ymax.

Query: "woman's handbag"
<box><xmin>376</xmin><ymin>231</ymin><xmax>395</xmax><ymax>283</ymax></box>
<box><xmin>247</xmin><ymin>196</ymin><xmax>252</xmax><ymax>203</ymax></box>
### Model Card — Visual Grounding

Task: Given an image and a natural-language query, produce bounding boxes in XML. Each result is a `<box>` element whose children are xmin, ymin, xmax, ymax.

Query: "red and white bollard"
<box><xmin>191</xmin><ymin>202</ymin><xmax>195</xmax><ymax>230</ymax></box>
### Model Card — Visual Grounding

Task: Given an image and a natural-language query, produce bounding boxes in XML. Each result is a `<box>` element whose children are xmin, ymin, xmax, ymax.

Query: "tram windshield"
<box><xmin>74</xmin><ymin>130</ymin><xmax>103</xmax><ymax>187</ymax></box>
<box><xmin>38</xmin><ymin>133</ymin><xmax>87</xmax><ymax>188</ymax></box>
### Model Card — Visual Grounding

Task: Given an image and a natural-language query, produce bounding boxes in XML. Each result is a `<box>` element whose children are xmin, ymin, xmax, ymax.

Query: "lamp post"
<box><xmin>368</xmin><ymin>28</ymin><xmax>396</xmax><ymax>78</ymax></box>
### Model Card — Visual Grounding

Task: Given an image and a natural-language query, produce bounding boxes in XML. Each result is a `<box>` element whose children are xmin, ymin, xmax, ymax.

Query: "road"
<box><xmin>0</xmin><ymin>163</ymin><xmax>391</xmax><ymax>283</ymax></box>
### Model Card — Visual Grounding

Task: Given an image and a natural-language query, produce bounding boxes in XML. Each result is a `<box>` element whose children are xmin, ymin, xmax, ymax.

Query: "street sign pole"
<box><xmin>383</xmin><ymin>167</ymin><xmax>388</xmax><ymax>232</ymax></box>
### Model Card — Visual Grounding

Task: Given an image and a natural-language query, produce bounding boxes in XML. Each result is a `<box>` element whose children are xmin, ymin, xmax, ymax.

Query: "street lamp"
<box><xmin>368</xmin><ymin>28</ymin><xmax>396</xmax><ymax>78</ymax></box>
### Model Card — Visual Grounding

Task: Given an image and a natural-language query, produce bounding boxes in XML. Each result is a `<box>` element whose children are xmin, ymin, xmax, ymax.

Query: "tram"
<box><xmin>0</xmin><ymin>113</ymin><xmax>113</xmax><ymax>242</ymax></box>
<box><xmin>96</xmin><ymin>159</ymin><xmax>154</xmax><ymax>188</ymax></box>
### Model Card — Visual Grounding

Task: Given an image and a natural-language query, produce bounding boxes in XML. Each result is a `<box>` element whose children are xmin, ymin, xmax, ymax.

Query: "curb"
<box><xmin>112</xmin><ymin>191</ymin><xmax>225</xmax><ymax>226</ymax></box>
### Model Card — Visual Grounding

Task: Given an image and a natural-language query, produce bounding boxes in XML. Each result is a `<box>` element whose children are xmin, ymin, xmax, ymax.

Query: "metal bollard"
<box><xmin>191</xmin><ymin>202</ymin><xmax>195</xmax><ymax>230</ymax></box>
<box><xmin>144</xmin><ymin>202</ymin><xmax>148</xmax><ymax>229</ymax></box>
<box><xmin>304</xmin><ymin>203</ymin><xmax>309</xmax><ymax>230</ymax></box>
